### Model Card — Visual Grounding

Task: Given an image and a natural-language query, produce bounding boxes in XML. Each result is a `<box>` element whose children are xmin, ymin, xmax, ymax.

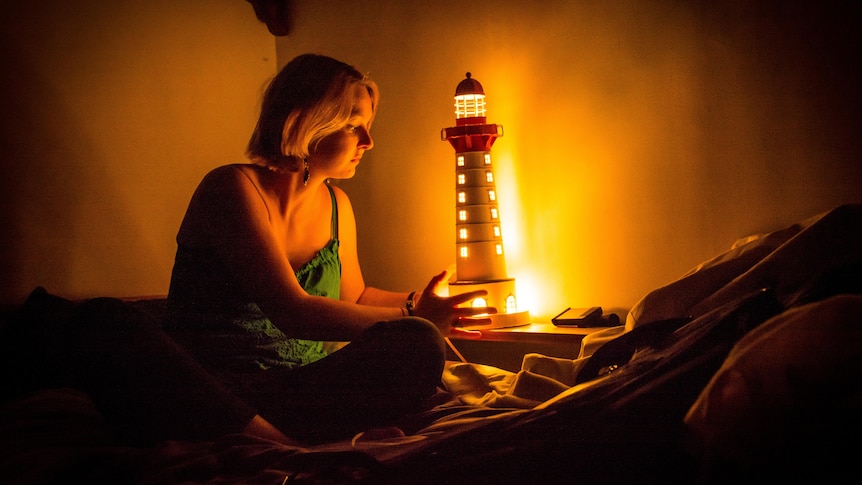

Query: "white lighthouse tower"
<box><xmin>441</xmin><ymin>73</ymin><xmax>530</xmax><ymax>329</ymax></box>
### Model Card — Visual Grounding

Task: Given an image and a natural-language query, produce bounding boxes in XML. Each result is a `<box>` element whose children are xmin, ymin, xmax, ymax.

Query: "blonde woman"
<box><xmin>166</xmin><ymin>53</ymin><xmax>492</xmax><ymax>443</ymax></box>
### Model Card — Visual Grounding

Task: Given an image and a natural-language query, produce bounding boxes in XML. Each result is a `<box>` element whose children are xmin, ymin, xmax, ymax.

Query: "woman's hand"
<box><xmin>412</xmin><ymin>269</ymin><xmax>496</xmax><ymax>337</ymax></box>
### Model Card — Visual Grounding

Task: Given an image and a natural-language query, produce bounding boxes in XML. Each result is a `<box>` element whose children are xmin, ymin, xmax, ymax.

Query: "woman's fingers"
<box><xmin>448</xmin><ymin>289</ymin><xmax>495</xmax><ymax>308</ymax></box>
<box><xmin>417</xmin><ymin>270</ymin><xmax>501</xmax><ymax>332</ymax></box>
<box><xmin>457</xmin><ymin>316</ymin><xmax>493</xmax><ymax>328</ymax></box>
<box><xmin>449</xmin><ymin>327</ymin><xmax>483</xmax><ymax>339</ymax></box>
<box><xmin>447</xmin><ymin>291</ymin><xmax>497</xmax><ymax>323</ymax></box>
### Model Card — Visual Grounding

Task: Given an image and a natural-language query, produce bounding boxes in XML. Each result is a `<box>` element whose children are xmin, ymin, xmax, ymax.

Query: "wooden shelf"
<box><xmin>453</xmin><ymin>321</ymin><xmax>613</xmax><ymax>345</ymax></box>
<box><xmin>447</xmin><ymin>321</ymin><xmax>623</xmax><ymax>371</ymax></box>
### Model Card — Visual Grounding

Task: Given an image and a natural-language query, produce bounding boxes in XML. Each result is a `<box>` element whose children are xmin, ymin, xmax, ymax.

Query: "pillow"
<box><xmin>0</xmin><ymin>287</ymin><xmax>79</xmax><ymax>400</ymax></box>
<box><xmin>684</xmin><ymin>294</ymin><xmax>862</xmax><ymax>473</ymax></box>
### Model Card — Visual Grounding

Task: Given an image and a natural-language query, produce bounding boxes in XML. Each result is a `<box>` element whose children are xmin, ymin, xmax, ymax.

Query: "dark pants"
<box><xmin>35</xmin><ymin>292</ymin><xmax>444</xmax><ymax>445</ymax></box>
<box><xmin>64</xmin><ymin>297</ymin><xmax>258</xmax><ymax>446</ymax></box>
<box><xmin>238</xmin><ymin>317</ymin><xmax>446</xmax><ymax>444</ymax></box>
<box><xmin>5</xmin><ymin>290</ymin><xmax>445</xmax><ymax>446</ymax></box>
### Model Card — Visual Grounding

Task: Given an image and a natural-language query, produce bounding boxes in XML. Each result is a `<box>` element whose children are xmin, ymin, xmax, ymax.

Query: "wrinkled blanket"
<box><xmin>439</xmin><ymin>203</ymin><xmax>862</xmax><ymax>411</ymax></box>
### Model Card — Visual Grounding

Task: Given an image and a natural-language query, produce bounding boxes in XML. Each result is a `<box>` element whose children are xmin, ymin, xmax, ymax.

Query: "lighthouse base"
<box><xmin>448</xmin><ymin>278</ymin><xmax>531</xmax><ymax>330</ymax></box>
<box><xmin>468</xmin><ymin>309</ymin><xmax>531</xmax><ymax>330</ymax></box>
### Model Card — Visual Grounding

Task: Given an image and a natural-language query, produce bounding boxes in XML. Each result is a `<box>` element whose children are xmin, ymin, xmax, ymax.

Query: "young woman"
<box><xmin>165</xmin><ymin>53</ymin><xmax>493</xmax><ymax>444</ymax></box>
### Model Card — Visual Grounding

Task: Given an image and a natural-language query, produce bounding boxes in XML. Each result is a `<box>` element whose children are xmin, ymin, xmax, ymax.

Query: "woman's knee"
<box><xmin>365</xmin><ymin>317</ymin><xmax>445</xmax><ymax>362</ymax></box>
<box><xmin>393</xmin><ymin>316</ymin><xmax>444</xmax><ymax>348</ymax></box>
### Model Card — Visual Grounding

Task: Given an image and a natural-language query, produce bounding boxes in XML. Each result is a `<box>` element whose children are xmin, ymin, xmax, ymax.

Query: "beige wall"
<box><xmin>2</xmin><ymin>1</ymin><xmax>859</xmax><ymax>321</ymax></box>
<box><xmin>277</xmin><ymin>0</ymin><xmax>861</xmax><ymax>319</ymax></box>
<box><xmin>1</xmin><ymin>0</ymin><xmax>276</xmax><ymax>304</ymax></box>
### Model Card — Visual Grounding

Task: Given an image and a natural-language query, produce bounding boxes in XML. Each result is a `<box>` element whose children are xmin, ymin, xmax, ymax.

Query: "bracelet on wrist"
<box><xmin>405</xmin><ymin>291</ymin><xmax>417</xmax><ymax>316</ymax></box>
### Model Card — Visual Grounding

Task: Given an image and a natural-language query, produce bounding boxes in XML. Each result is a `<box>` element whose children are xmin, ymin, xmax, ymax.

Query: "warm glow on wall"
<box><xmin>468</xmin><ymin>61</ymin><xmax>626</xmax><ymax>321</ymax></box>
<box><xmin>510</xmin><ymin>270</ymin><xmax>539</xmax><ymax>318</ymax></box>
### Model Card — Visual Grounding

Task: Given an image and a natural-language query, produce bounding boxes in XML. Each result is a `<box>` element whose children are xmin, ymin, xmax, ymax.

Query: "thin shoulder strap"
<box><xmin>327</xmin><ymin>184</ymin><xmax>339</xmax><ymax>240</ymax></box>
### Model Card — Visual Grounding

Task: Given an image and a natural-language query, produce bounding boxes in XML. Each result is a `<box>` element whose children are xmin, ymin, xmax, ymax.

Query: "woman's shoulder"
<box><xmin>179</xmin><ymin>164</ymin><xmax>271</xmax><ymax>241</ymax></box>
<box><xmin>196</xmin><ymin>163</ymin><xmax>266</xmax><ymax>192</ymax></box>
<box><xmin>203</xmin><ymin>163</ymin><xmax>260</xmax><ymax>181</ymax></box>
<box><xmin>327</xmin><ymin>183</ymin><xmax>353</xmax><ymax>210</ymax></box>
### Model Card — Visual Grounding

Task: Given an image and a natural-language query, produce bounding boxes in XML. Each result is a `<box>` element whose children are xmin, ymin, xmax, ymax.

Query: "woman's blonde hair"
<box><xmin>247</xmin><ymin>54</ymin><xmax>379</xmax><ymax>171</ymax></box>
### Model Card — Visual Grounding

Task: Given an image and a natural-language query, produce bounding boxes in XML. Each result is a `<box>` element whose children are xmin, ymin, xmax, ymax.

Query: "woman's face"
<box><xmin>308</xmin><ymin>85</ymin><xmax>374</xmax><ymax>180</ymax></box>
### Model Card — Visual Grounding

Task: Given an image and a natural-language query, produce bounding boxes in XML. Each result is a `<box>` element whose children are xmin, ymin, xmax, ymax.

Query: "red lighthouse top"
<box><xmin>453</xmin><ymin>72</ymin><xmax>487</xmax><ymax>126</ymax></box>
<box><xmin>442</xmin><ymin>72</ymin><xmax>502</xmax><ymax>152</ymax></box>
<box><xmin>455</xmin><ymin>72</ymin><xmax>484</xmax><ymax>96</ymax></box>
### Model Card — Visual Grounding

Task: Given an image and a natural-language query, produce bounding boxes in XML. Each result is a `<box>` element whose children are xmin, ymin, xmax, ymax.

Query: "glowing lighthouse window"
<box><xmin>496</xmin><ymin>243</ymin><xmax>503</xmax><ymax>255</ymax></box>
<box><xmin>490</xmin><ymin>207</ymin><xmax>498</xmax><ymax>219</ymax></box>
<box><xmin>457</xmin><ymin>173</ymin><xmax>466</xmax><ymax>185</ymax></box>
<box><xmin>506</xmin><ymin>295</ymin><xmax>517</xmax><ymax>313</ymax></box>
<box><xmin>485</xmin><ymin>172</ymin><xmax>494</xmax><ymax>183</ymax></box>
<box><xmin>459</xmin><ymin>210</ymin><xmax>467</xmax><ymax>221</ymax></box>
<box><xmin>472</xmin><ymin>297</ymin><xmax>487</xmax><ymax>308</ymax></box>
<box><xmin>493</xmin><ymin>225</ymin><xmax>501</xmax><ymax>237</ymax></box>
<box><xmin>459</xmin><ymin>228</ymin><xmax>468</xmax><ymax>240</ymax></box>
<box><xmin>458</xmin><ymin>192</ymin><xmax>466</xmax><ymax>203</ymax></box>
<box><xmin>455</xmin><ymin>94</ymin><xmax>486</xmax><ymax>119</ymax></box>
<box><xmin>459</xmin><ymin>245</ymin><xmax>468</xmax><ymax>258</ymax></box>
<box><xmin>457</xmin><ymin>156</ymin><xmax>465</xmax><ymax>167</ymax></box>
<box><xmin>484</xmin><ymin>153</ymin><xmax>491</xmax><ymax>165</ymax></box>
<box><xmin>488</xmin><ymin>190</ymin><xmax>496</xmax><ymax>201</ymax></box>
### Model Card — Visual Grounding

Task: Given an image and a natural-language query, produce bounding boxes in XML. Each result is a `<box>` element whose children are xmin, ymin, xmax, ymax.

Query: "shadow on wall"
<box><xmin>246</xmin><ymin>0</ymin><xmax>295</xmax><ymax>36</ymax></box>
<box><xmin>0</xmin><ymin>37</ymin><xmax>145</xmax><ymax>303</ymax></box>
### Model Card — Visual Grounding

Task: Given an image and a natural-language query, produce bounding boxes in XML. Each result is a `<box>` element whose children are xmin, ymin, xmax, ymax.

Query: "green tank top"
<box><xmin>232</xmin><ymin>185</ymin><xmax>342</xmax><ymax>369</ymax></box>
<box><xmin>167</xmin><ymin>177</ymin><xmax>343</xmax><ymax>373</ymax></box>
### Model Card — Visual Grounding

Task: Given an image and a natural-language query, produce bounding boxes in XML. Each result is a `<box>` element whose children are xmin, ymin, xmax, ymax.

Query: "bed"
<box><xmin>2</xmin><ymin>203</ymin><xmax>860</xmax><ymax>484</ymax></box>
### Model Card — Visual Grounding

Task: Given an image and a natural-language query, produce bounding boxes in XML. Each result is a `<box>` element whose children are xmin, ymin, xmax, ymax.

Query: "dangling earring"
<box><xmin>302</xmin><ymin>159</ymin><xmax>310</xmax><ymax>186</ymax></box>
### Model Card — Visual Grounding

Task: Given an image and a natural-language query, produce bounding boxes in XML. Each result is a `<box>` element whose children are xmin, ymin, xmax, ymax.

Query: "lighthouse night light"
<box><xmin>441</xmin><ymin>73</ymin><xmax>530</xmax><ymax>329</ymax></box>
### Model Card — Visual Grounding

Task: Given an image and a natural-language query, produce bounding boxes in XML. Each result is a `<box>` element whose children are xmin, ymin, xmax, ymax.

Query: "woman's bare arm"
<box><xmin>179</xmin><ymin>166</ymin><xmax>403</xmax><ymax>341</ymax></box>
